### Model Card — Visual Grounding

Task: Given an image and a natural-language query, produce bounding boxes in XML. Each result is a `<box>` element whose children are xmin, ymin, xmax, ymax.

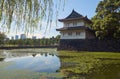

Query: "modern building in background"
<box><xmin>15</xmin><ymin>35</ymin><xmax>19</xmax><ymax>40</ymax></box>
<box><xmin>11</xmin><ymin>36</ymin><xmax>14</xmax><ymax>40</ymax></box>
<box><xmin>10</xmin><ymin>34</ymin><xmax>38</xmax><ymax>40</ymax></box>
<box><xmin>32</xmin><ymin>36</ymin><xmax>36</xmax><ymax>39</ymax></box>
<box><xmin>20</xmin><ymin>34</ymin><xmax>26</xmax><ymax>39</ymax></box>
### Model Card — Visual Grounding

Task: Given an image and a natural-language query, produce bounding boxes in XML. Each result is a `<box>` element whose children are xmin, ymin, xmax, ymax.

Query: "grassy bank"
<box><xmin>58</xmin><ymin>51</ymin><xmax>120</xmax><ymax>79</ymax></box>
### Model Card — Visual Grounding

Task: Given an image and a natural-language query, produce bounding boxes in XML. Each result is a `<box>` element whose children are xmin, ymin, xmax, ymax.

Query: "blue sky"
<box><xmin>59</xmin><ymin>0</ymin><xmax>101</xmax><ymax>19</ymax></box>
<box><xmin>6</xmin><ymin>0</ymin><xmax>101</xmax><ymax>39</ymax></box>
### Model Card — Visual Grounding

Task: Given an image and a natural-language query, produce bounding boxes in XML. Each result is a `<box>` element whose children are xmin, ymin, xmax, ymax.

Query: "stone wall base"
<box><xmin>57</xmin><ymin>39</ymin><xmax>120</xmax><ymax>52</ymax></box>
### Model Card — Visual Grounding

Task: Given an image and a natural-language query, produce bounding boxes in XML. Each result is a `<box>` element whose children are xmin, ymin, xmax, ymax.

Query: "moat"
<box><xmin>0</xmin><ymin>49</ymin><xmax>120</xmax><ymax>79</ymax></box>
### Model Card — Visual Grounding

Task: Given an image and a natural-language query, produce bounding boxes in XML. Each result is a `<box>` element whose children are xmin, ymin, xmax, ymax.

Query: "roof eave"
<box><xmin>58</xmin><ymin>18</ymin><xmax>85</xmax><ymax>22</ymax></box>
<box><xmin>56</xmin><ymin>29</ymin><xmax>63</xmax><ymax>31</ymax></box>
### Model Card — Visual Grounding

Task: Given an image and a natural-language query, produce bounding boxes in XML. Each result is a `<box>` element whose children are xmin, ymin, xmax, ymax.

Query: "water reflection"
<box><xmin>32</xmin><ymin>54</ymin><xmax>37</xmax><ymax>57</ymax></box>
<box><xmin>32</xmin><ymin>53</ymin><xmax>55</xmax><ymax>57</ymax></box>
<box><xmin>0</xmin><ymin>50</ymin><xmax>61</xmax><ymax>73</ymax></box>
<box><xmin>0</xmin><ymin>58</ymin><xmax>4</xmax><ymax>61</ymax></box>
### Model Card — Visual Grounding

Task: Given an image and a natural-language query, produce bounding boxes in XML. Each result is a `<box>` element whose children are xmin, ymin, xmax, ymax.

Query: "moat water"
<box><xmin>0</xmin><ymin>49</ymin><xmax>120</xmax><ymax>79</ymax></box>
<box><xmin>0</xmin><ymin>49</ymin><xmax>62</xmax><ymax>79</ymax></box>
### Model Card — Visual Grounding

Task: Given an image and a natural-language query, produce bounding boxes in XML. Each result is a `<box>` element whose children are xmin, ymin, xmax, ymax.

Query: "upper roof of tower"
<box><xmin>58</xmin><ymin>10</ymin><xmax>92</xmax><ymax>23</ymax></box>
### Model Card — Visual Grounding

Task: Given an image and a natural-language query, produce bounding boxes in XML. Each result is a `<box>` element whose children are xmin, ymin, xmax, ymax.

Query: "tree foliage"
<box><xmin>0</xmin><ymin>0</ymin><xmax>65</xmax><ymax>32</ymax></box>
<box><xmin>0</xmin><ymin>32</ymin><xmax>6</xmax><ymax>45</ymax></box>
<box><xmin>92</xmin><ymin>0</ymin><xmax>120</xmax><ymax>39</ymax></box>
<box><xmin>5</xmin><ymin>35</ymin><xmax>60</xmax><ymax>46</ymax></box>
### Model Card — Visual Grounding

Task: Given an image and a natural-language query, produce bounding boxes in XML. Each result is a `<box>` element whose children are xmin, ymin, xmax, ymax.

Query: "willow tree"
<box><xmin>0</xmin><ymin>0</ymin><xmax>65</xmax><ymax>33</ymax></box>
<box><xmin>92</xmin><ymin>0</ymin><xmax>120</xmax><ymax>39</ymax></box>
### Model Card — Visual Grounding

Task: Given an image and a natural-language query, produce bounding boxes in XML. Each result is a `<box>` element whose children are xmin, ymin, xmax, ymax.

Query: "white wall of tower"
<box><xmin>60</xmin><ymin>30</ymin><xmax>86</xmax><ymax>39</ymax></box>
<box><xmin>63</xmin><ymin>21</ymin><xmax>85</xmax><ymax>27</ymax></box>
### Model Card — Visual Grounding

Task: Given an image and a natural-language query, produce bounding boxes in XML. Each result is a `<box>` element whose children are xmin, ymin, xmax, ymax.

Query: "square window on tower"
<box><xmin>68</xmin><ymin>32</ymin><xmax>72</xmax><ymax>35</ymax></box>
<box><xmin>76</xmin><ymin>32</ymin><xmax>81</xmax><ymax>36</ymax></box>
<box><xmin>73</xmin><ymin>22</ymin><xmax>77</xmax><ymax>26</ymax></box>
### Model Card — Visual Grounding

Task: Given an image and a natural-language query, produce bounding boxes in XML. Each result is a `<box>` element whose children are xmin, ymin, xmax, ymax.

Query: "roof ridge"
<box><xmin>58</xmin><ymin>10</ymin><xmax>92</xmax><ymax>23</ymax></box>
<box><xmin>65</xmin><ymin>10</ymin><xmax>83</xmax><ymax>19</ymax></box>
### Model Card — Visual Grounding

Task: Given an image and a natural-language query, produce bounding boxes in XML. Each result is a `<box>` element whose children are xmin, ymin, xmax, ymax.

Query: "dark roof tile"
<box><xmin>59</xmin><ymin>10</ymin><xmax>92</xmax><ymax>23</ymax></box>
<box><xmin>65</xmin><ymin>10</ymin><xmax>83</xmax><ymax>19</ymax></box>
<box><xmin>56</xmin><ymin>26</ymin><xmax>87</xmax><ymax>31</ymax></box>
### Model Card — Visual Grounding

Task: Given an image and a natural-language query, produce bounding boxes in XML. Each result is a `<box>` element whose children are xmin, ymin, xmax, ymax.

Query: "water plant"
<box><xmin>58</xmin><ymin>51</ymin><xmax>120</xmax><ymax>78</ymax></box>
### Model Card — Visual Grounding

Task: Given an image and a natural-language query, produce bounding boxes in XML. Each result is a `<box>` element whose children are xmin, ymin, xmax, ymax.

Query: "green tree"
<box><xmin>0</xmin><ymin>32</ymin><xmax>6</xmax><ymax>45</ymax></box>
<box><xmin>55</xmin><ymin>35</ymin><xmax>60</xmax><ymax>41</ymax></box>
<box><xmin>92</xmin><ymin>0</ymin><xmax>120</xmax><ymax>39</ymax></box>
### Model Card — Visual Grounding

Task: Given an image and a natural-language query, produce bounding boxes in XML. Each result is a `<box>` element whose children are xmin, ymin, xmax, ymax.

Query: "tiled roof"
<box><xmin>58</xmin><ymin>10</ymin><xmax>92</xmax><ymax>23</ymax></box>
<box><xmin>65</xmin><ymin>10</ymin><xmax>83</xmax><ymax>19</ymax></box>
<box><xmin>56</xmin><ymin>26</ymin><xmax>89</xmax><ymax>31</ymax></box>
<box><xmin>56</xmin><ymin>26</ymin><xmax>95</xmax><ymax>35</ymax></box>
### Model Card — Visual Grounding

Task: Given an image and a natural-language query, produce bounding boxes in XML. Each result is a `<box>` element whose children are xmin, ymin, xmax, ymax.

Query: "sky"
<box><xmin>5</xmin><ymin>0</ymin><xmax>101</xmax><ymax>39</ymax></box>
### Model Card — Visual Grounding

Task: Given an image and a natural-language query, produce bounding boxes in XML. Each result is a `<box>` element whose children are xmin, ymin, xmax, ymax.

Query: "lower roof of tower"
<box><xmin>56</xmin><ymin>26</ymin><xmax>91</xmax><ymax>31</ymax></box>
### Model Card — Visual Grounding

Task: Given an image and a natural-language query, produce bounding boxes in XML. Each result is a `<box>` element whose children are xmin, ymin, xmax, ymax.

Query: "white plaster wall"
<box><xmin>69</xmin><ymin>23</ymin><xmax>73</xmax><ymax>27</ymax></box>
<box><xmin>77</xmin><ymin>22</ymin><xmax>84</xmax><ymax>26</ymax></box>
<box><xmin>63</xmin><ymin>23</ymin><xmax>67</xmax><ymax>27</ymax></box>
<box><xmin>61</xmin><ymin>31</ymin><xmax>86</xmax><ymax>39</ymax></box>
<box><xmin>64</xmin><ymin>21</ymin><xmax>85</xmax><ymax>27</ymax></box>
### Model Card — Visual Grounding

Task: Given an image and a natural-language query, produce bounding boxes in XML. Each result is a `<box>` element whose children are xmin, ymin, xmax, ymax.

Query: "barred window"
<box><xmin>66</xmin><ymin>23</ymin><xmax>69</xmax><ymax>27</ymax></box>
<box><xmin>62</xmin><ymin>33</ymin><xmax>65</xmax><ymax>36</ymax></box>
<box><xmin>73</xmin><ymin>22</ymin><xmax>77</xmax><ymax>26</ymax></box>
<box><xmin>68</xmin><ymin>32</ymin><xmax>72</xmax><ymax>35</ymax></box>
<box><xmin>76</xmin><ymin>32</ymin><xmax>81</xmax><ymax>35</ymax></box>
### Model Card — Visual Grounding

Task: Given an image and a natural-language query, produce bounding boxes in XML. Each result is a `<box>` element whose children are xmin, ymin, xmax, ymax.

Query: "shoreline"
<box><xmin>0</xmin><ymin>45</ymin><xmax>58</xmax><ymax>50</ymax></box>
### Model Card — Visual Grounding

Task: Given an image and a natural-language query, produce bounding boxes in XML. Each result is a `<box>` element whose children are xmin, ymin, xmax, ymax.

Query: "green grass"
<box><xmin>58</xmin><ymin>51</ymin><xmax>120</xmax><ymax>78</ymax></box>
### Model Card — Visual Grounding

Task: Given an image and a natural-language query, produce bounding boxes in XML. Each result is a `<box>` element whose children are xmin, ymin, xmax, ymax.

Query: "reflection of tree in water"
<box><xmin>40</xmin><ymin>53</ymin><xmax>43</xmax><ymax>56</ymax></box>
<box><xmin>32</xmin><ymin>53</ymin><xmax>56</xmax><ymax>57</ymax></box>
<box><xmin>45</xmin><ymin>53</ymin><xmax>54</xmax><ymax>57</ymax></box>
<box><xmin>45</xmin><ymin>53</ymin><xmax>48</xmax><ymax>57</ymax></box>
<box><xmin>0</xmin><ymin>58</ymin><xmax>4</xmax><ymax>61</ymax></box>
<box><xmin>49</xmin><ymin>53</ymin><xmax>54</xmax><ymax>56</ymax></box>
<box><xmin>32</xmin><ymin>54</ymin><xmax>37</xmax><ymax>57</ymax></box>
